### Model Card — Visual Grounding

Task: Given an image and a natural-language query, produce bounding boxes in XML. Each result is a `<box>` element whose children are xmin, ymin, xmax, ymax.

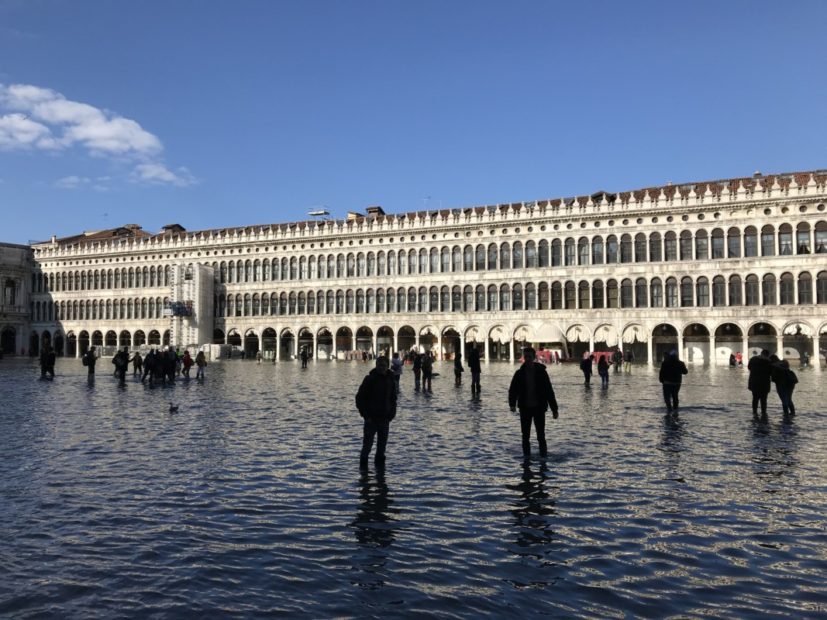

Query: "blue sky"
<box><xmin>1</xmin><ymin>0</ymin><xmax>825</xmax><ymax>244</ymax></box>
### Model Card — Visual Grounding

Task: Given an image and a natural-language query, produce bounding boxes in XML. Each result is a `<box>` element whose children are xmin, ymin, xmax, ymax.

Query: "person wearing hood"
<box><xmin>659</xmin><ymin>350</ymin><xmax>688</xmax><ymax>414</ymax></box>
<box><xmin>747</xmin><ymin>349</ymin><xmax>773</xmax><ymax>417</ymax></box>
<box><xmin>356</xmin><ymin>356</ymin><xmax>397</xmax><ymax>469</ymax></box>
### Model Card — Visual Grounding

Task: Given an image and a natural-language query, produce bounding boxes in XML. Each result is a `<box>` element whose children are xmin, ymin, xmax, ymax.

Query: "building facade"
<box><xmin>0</xmin><ymin>242</ymin><xmax>32</xmax><ymax>355</ymax></box>
<box><xmin>17</xmin><ymin>170</ymin><xmax>827</xmax><ymax>366</ymax></box>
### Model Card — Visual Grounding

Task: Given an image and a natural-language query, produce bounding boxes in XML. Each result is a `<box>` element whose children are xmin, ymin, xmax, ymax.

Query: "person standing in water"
<box><xmin>747</xmin><ymin>349</ymin><xmax>773</xmax><ymax>418</ymax></box>
<box><xmin>467</xmin><ymin>346</ymin><xmax>482</xmax><ymax>395</ymax></box>
<box><xmin>356</xmin><ymin>356</ymin><xmax>397</xmax><ymax>469</ymax></box>
<box><xmin>508</xmin><ymin>347</ymin><xmax>559</xmax><ymax>460</ymax></box>
<box><xmin>659</xmin><ymin>350</ymin><xmax>688</xmax><ymax>414</ymax></box>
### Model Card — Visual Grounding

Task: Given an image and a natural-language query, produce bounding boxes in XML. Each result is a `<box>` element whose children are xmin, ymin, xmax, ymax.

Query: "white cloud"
<box><xmin>0</xmin><ymin>82</ymin><xmax>191</xmax><ymax>187</ymax></box>
<box><xmin>131</xmin><ymin>163</ymin><xmax>198</xmax><ymax>187</ymax></box>
<box><xmin>55</xmin><ymin>175</ymin><xmax>91</xmax><ymax>189</ymax></box>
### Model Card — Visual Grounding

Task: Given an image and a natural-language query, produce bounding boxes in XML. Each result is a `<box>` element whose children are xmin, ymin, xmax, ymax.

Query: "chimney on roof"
<box><xmin>346</xmin><ymin>211</ymin><xmax>362</xmax><ymax>222</ymax></box>
<box><xmin>753</xmin><ymin>171</ymin><xmax>762</xmax><ymax>178</ymax></box>
<box><xmin>366</xmin><ymin>205</ymin><xmax>385</xmax><ymax>216</ymax></box>
<box><xmin>161</xmin><ymin>223</ymin><xmax>186</xmax><ymax>233</ymax></box>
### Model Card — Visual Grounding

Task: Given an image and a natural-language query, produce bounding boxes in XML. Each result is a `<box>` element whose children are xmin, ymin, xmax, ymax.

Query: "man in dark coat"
<box><xmin>83</xmin><ymin>346</ymin><xmax>97</xmax><ymax>376</ymax></box>
<box><xmin>509</xmin><ymin>347</ymin><xmax>559</xmax><ymax>459</ymax></box>
<box><xmin>748</xmin><ymin>349</ymin><xmax>773</xmax><ymax>417</ymax></box>
<box><xmin>467</xmin><ymin>346</ymin><xmax>482</xmax><ymax>394</ymax></box>
<box><xmin>356</xmin><ymin>356</ymin><xmax>397</xmax><ymax>469</ymax></box>
<box><xmin>658</xmin><ymin>350</ymin><xmax>688</xmax><ymax>413</ymax></box>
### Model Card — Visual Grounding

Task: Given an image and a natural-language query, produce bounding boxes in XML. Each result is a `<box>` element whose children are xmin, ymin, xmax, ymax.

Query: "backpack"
<box><xmin>82</xmin><ymin>355</ymin><xmax>89</xmax><ymax>367</ymax></box>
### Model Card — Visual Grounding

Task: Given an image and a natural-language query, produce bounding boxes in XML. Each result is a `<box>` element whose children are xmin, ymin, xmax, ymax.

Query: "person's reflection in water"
<box><xmin>660</xmin><ymin>411</ymin><xmax>687</xmax><ymax>483</ymax></box>
<box><xmin>350</xmin><ymin>471</ymin><xmax>399</xmax><ymax>589</ymax></box>
<box><xmin>511</xmin><ymin>461</ymin><xmax>557</xmax><ymax>553</ymax></box>
<box><xmin>750</xmin><ymin>414</ymin><xmax>800</xmax><ymax>490</ymax></box>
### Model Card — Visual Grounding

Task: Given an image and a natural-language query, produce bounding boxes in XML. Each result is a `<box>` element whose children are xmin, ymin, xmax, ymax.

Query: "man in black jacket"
<box><xmin>356</xmin><ymin>356</ymin><xmax>397</xmax><ymax>469</ymax></box>
<box><xmin>509</xmin><ymin>348</ymin><xmax>559</xmax><ymax>460</ymax></box>
<box><xmin>747</xmin><ymin>349</ymin><xmax>773</xmax><ymax>417</ymax></box>
<box><xmin>659</xmin><ymin>350</ymin><xmax>689</xmax><ymax>413</ymax></box>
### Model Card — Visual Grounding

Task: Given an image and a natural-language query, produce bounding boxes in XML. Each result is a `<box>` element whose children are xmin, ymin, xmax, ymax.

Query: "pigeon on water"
<box><xmin>169</xmin><ymin>403</ymin><xmax>179</xmax><ymax>413</ymax></box>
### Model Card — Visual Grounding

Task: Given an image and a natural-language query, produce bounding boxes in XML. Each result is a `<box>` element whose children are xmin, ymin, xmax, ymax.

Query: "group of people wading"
<box><xmin>356</xmin><ymin>347</ymin><xmax>802</xmax><ymax>470</ymax></box>
<box><xmin>77</xmin><ymin>346</ymin><xmax>207</xmax><ymax>384</ymax></box>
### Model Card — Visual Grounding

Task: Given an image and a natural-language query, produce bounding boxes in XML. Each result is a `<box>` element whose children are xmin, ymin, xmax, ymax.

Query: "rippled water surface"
<box><xmin>2</xmin><ymin>357</ymin><xmax>826</xmax><ymax>618</ymax></box>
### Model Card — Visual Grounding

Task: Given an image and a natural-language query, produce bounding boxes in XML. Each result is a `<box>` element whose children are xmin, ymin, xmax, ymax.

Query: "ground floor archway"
<box><xmin>0</xmin><ymin>327</ymin><xmax>15</xmax><ymax>355</ymax></box>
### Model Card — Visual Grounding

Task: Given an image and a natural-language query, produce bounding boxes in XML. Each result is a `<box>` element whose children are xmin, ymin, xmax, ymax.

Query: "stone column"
<box><xmin>292</xmin><ymin>333</ymin><xmax>298</xmax><ymax>360</ymax></box>
<box><xmin>393</xmin><ymin>330</ymin><xmax>399</xmax><ymax>357</ymax></box>
<box><xmin>373</xmin><ymin>331</ymin><xmax>379</xmax><ymax>358</ymax></box>
<box><xmin>812</xmin><ymin>336</ymin><xmax>821</xmax><ymax>369</ymax></box>
<box><xmin>312</xmin><ymin>332</ymin><xmax>317</xmax><ymax>362</ymax></box>
<box><xmin>484</xmin><ymin>336</ymin><xmax>490</xmax><ymax>363</ymax></box>
<box><xmin>509</xmin><ymin>337</ymin><xmax>515</xmax><ymax>363</ymax></box>
<box><xmin>776</xmin><ymin>335</ymin><xmax>783</xmax><ymax>358</ymax></box>
<box><xmin>437</xmin><ymin>333</ymin><xmax>443</xmax><ymax>360</ymax></box>
<box><xmin>646</xmin><ymin>338</ymin><xmax>653</xmax><ymax>367</ymax></box>
<box><xmin>677</xmin><ymin>333</ymin><xmax>684</xmax><ymax>360</ymax></box>
<box><xmin>276</xmin><ymin>332</ymin><xmax>281</xmax><ymax>361</ymax></box>
<box><xmin>741</xmin><ymin>336</ymin><xmax>749</xmax><ymax>360</ymax></box>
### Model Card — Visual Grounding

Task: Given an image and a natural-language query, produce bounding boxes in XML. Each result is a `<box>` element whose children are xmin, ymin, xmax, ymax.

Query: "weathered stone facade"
<box><xmin>19</xmin><ymin>170</ymin><xmax>827</xmax><ymax>366</ymax></box>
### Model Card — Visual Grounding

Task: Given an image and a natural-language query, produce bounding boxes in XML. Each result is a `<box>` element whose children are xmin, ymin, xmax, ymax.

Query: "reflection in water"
<box><xmin>511</xmin><ymin>462</ymin><xmax>556</xmax><ymax>552</ymax></box>
<box><xmin>350</xmin><ymin>471</ymin><xmax>398</xmax><ymax>589</ymax></box>
<box><xmin>750</xmin><ymin>415</ymin><xmax>800</xmax><ymax>489</ymax></box>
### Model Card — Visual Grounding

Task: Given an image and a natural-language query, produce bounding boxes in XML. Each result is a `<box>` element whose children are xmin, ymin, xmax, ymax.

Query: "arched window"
<box><xmin>464</xmin><ymin>246</ymin><xmax>474</xmax><ymax>271</ymax></box>
<box><xmin>335</xmin><ymin>290</ymin><xmax>344</xmax><ymax>314</ymax></box>
<box><xmin>441</xmin><ymin>248</ymin><xmax>450</xmax><ymax>273</ymax></box>
<box><xmin>620</xmin><ymin>234</ymin><xmax>632</xmax><ymax>263</ymax></box>
<box><xmin>337</xmin><ymin>254</ymin><xmax>345</xmax><ymax>278</ymax></box>
<box><xmin>815</xmin><ymin>221</ymin><xmax>827</xmax><ymax>253</ymax></box>
<box><xmin>487</xmin><ymin>285</ymin><xmax>497</xmax><ymax>311</ymax></box>
<box><xmin>476</xmin><ymin>245</ymin><xmax>486</xmax><ymax>271</ymax></box>
<box><xmin>500</xmin><ymin>243</ymin><xmax>511</xmax><ymax>269</ymax></box>
<box><xmin>606</xmin><ymin>235</ymin><xmax>618</xmax><ymax>263</ymax></box>
<box><xmin>577</xmin><ymin>238</ymin><xmax>589</xmax><ymax>266</ymax></box>
<box><xmin>476</xmin><ymin>285</ymin><xmax>486</xmax><ymax>311</ymax></box>
<box><xmin>346</xmin><ymin>290</ymin><xmax>354</xmax><ymax>313</ymax></box>
<box><xmin>347</xmin><ymin>253</ymin><xmax>356</xmax><ymax>277</ymax></box>
<box><xmin>797</xmin><ymin>222</ymin><xmax>811</xmax><ymax>254</ymax></box>
<box><xmin>695</xmin><ymin>229</ymin><xmax>708</xmax><ymax>260</ymax></box>
<box><xmin>816</xmin><ymin>271</ymin><xmax>827</xmax><ymax>303</ymax></box>
<box><xmin>606</xmin><ymin>279</ymin><xmax>619</xmax><ymax>308</ymax></box>
<box><xmin>778</xmin><ymin>224</ymin><xmax>793</xmax><ymax>255</ymax></box>
<box><xmin>564</xmin><ymin>281</ymin><xmax>576</xmax><ymax>309</ymax></box>
<box><xmin>664</xmin><ymin>232</ymin><xmax>677</xmax><ymax>261</ymax></box>
<box><xmin>376</xmin><ymin>289</ymin><xmax>385</xmax><ymax>313</ymax></box>
<box><xmin>744</xmin><ymin>226</ymin><xmax>758</xmax><ymax>257</ymax></box>
<box><xmin>762</xmin><ymin>274</ymin><xmax>777</xmax><ymax>305</ymax></box>
<box><xmin>356</xmin><ymin>289</ymin><xmax>365</xmax><ymax>313</ymax></box>
<box><xmin>634</xmin><ymin>233</ymin><xmax>647</xmax><ymax>263</ymax></box>
<box><xmin>252</xmin><ymin>294</ymin><xmax>260</xmax><ymax>316</ymax></box>
<box><xmin>378</xmin><ymin>251</ymin><xmax>386</xmax><ymax>276</ymax></box>
<box><xmin>550</xmin><ymin>282</ymin><xmax>562</xmax><ymax>309</ymax></box>
<box><xmin>500</xmin><ymin>284</ymin><xmax>511</xmax><ymax>311</ymax></box>
<box><xmin>779</xmin><ymin>273</ymin><xmax>794</xmax><ymax>304</ymax></box>
<box><xmin>635</xmin><ymin>278</ymin><xmax>648</xmax><ymax>307</ymax></box>
<box><xmin>538</xmin><ymin>282</ymin><xmax>549</xmax><ymax>310</ymax></box>
<box><xmin>551</xmin><ymin>239</ymin><xmax>562</xmax><ymax>266</ymax></box>
<box><xmin>512</xmin><ymin>241</ymin><xmax>523</xmax><ymax>269</ymax></box>
<box><xmin>525</xmin><ymin>241</ymin><xmax>537</xmax><ymax>268</ymax></box>
<box><xmin>512</xmin><ymin>283</ymin><xmax>523</xmax><ymax>310</ymax></box>
<box><xmin>679</xmin><ymin>231</ymin><xmax>692</xmax><ymax>260</ymax></box>
<box><xmin>620</xmin><ymin>279</ymin><xmax>633</xmax><ymax>308</ymax></box>
<box><xmin>592</xmin><ymin>280</ymin><xmax>604</xmax><ymax>309</ymax></box>
<box><xmin>525</xmin><ymin>283</ymin><xmax>536</xmax><ymax>309</ymax></box>
<box><xmin>761</xmin><ymin>225</ymin><xmax>775</xmax><ymax>256</ymax></box>
<box><xmin>696</xmin><ymin>277</ymin><xmax>709</xmax><ymax>306</ymax></box>
<box><xmin>729</xmin><ymin>275</ymin><xmax>743</xmax><ymax>306</ymax></box>
<box><xmin>745</xmin><ymin>275</ymin><xmax>759</xmax><ymax>306</ymax></box>
<box><xmin>712</xmin><ymin>276</ymin><xmax>726</xmax><ymax>306</ymax></box>
<box><xmin>650</xmin><ymin>278</ymin><xmax>663</xmax><ymax>307</ymax></box>
<box><xmin>665</xmin><ymin>278</ymin><xmax>678</xmax><ymax>308</ymax></box>
<box><xmin>591</xmin><ymin>236</ymin><xmax>604</xmax><ymax>265</ymax></box>
<box><xmin>408</xmin><ymin>287</ymin><xmax>417</xmax><ymax>312</ymax></box>
<box><xmin>358</xmin><ymin>253</ymin><xmax>367</xmax><ymax>277</ymax></box>
<box><xmin>680</xmin><ymin>277</ymin><xmax>693</xmax><ymax>307</ymax></box>
<box><xmin>798</xmin><ymin>272</ymin><xmax>812</xmax><ymax>304</ymax></box>
<box><xmin>451</xmin><ymin>286</ymin><xmax>461</xmax><ymax>311</ymax></box>
<box><xmin>650</xmin><ymin>233</ymin><xmax>663</xmax><ymax>262</ymax></box>
<box><xmin>538</xmin><ymin>239</ymin><xmax>549</xmax><ymax>267</ymax></box>
<box><xmin>578</xmin><ymin>281</ymin><xmax>590</xmax><ymax>309</ymax></box>
<box><xmin>419</xmin><ymin>249</ymin><xmax>428</xmax><ymax>274</ymax></box>
<box><xmin>727</xmin><ymin>227</ymin><xmax>741</xmax><ymax>258</ymax></box>
<box><xmin>711</xmin><ymin>229</ymin><xmax>725</xmax><ymax>259</ymax></box>
<box><xmin>453</xmin><ymin>246</ymin><xmax>462</xmax><ymax>272</ymax></box>
<box><xmin>564</xmin><ymin>238</ymin><xmax>576</xmax><ymax>266</ymax></box>
<box><xmin>463</xmin><ymin>285</ymin><xmax>473</xmax><ymax>311</ymax></box>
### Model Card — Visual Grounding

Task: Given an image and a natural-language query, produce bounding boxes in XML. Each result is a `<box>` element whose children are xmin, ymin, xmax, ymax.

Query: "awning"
<box><xmin>531</xmin><ymin>323</ymin><xmax>565</xmax><ymax>343</ymax></box>
<box><xmin>593</xmin><ymin>324</ymin><xmax>619</xmax><ymax>347</ymax></box>
<box><xmin>566</xmin><ymin>325</ymin><xmax>588</xmax><ymax>343</ymax></box>
<box><xmin>489</xmin><ymin>326</ymin><xmax>509</xmax><ymax>344</ymax></box>
<box><xmin>622</xmin><ymin>324</ymin><xmax>647</xmax><ymax>343</ymax></box>
<box><xmin>783</xmin><ymin>323</ymin><xmax>813</xmax><ymax>336</ymax></box>
<box><xmin>464</xmin><ymin>326</ymin><xmax>481</xmax><ymax>343</ymax></box>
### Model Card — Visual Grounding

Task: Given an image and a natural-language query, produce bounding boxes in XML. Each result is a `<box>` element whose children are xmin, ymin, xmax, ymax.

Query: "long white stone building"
<box><xmin>7</xmin><ymin>169</ymin><xmax>827</xmax><ymax>366</ymax></box>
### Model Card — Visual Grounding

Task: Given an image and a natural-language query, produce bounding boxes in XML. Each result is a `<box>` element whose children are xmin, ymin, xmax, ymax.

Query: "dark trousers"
<box><xmin>599</xmin><ymin>369</ymin><xmax>609</xmax><ymax>387</ymax></box>
<box><xmin>776</xmin><ymin>387</ymin><xmax>796</xmax><ymax>416</ymax></box>
<box><xmin>470</xmin><ymin>370</ymin><xmax>480</xmax><ymax>392</ymax></box>
<box><xmin>413</xmin><ymin>368</ymin><xmax>421</xmax><ymax>389</ymax></box>
<box><xmin>360</xmin><ymin>418</ymin><xmax>390</xmax><ymax>463</ymax></box>
<box><xmin>662</xmin><ymin>383</ymin><xmax>681</xmax><ymax>410</ymax></box>
<box><xmin>519</xmin><ymin>408</ymin><xmax>547</xmax><ymax>457</ymax></box>
<box><xmin>751</xmin><ymin>388</ymin><xmax>769</xmax><ymax>415</ymax></box>
<box><xmin>423</xmin><ymin>372</ymin><xmax>432</xmax><ymax>392</ymax></box>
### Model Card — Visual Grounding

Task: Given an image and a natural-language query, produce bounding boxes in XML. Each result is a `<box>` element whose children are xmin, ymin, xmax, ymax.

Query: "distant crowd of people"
<box><xmin>74</xmin><ymin>345</ymin><xmax>207</xmax><ymax>385</ymax></box>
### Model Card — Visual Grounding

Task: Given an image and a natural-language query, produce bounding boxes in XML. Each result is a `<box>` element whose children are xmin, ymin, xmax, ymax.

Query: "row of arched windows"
<box><xmin>212</xmin><ymin>271</ymin><xmax>827</xmax><ymax>317</ymax></box>
<box><xmin>33</xmin><ymin>221</ymin><xmax>827</xmax><ymax>292</ymax></box>
<box><xmin>33</xmin><ymin>266</ymin><xmax>171</xmax><ymax>293</ymax></box>
<box><xmin>32</xmin><ymin>297</ymin><xmax>171</xmax><ymax>322</ymax></box>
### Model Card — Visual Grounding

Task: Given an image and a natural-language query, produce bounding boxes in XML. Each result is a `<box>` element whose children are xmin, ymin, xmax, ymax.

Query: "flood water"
<box><xmin>1</xmin><ymin>357</ymin><xmax>826</xmax><ymax>618</ymax></box>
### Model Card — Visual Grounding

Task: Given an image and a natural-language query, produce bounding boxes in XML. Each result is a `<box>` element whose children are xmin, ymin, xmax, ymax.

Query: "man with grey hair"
<box><xmin>356</xmin><ymin>356</ymin><xmax>397</xmax><ymax>469</ymax></box>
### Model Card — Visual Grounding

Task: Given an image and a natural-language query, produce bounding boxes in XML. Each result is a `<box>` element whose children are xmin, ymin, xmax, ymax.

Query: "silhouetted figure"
<box><xmin>580</xmin><ymin>354</ymin><xmax>593</xmax><ymax>385</ymax></box>
<box><xmin>182</xmin><ymin>349</ymin><xmax>193</xmax><ymax>378</ymax></box>
<box><xmin>164</xmin><ymin>348</ymin><xmax>177</xmax><ymax>384</ymax></box>
<box><xmin>40</xmin><ymin>346</ymin><xmax>55</xmax><ymax>379</ymax></box>
<box><xmin>130</xmin><ymin>351</ymin><xmax>143</xmax><ymax>376</ymax></box>
<box><xmin>195</xmin><ymin>350</ymin><xmax>207</xmax><ymax>379</ymax></box>
<box><xmin>412</xmin><ymin>352</ymin><xmax>422</xmax><ymax>391</ymax></box>
<box><xmin>771</xmin><ymin>358</ymin><xmax>798</xmax><ymax>416</ymax></box>
<box><xmin>597</xmin><ymin>355</ymin><xmax>610</xmax><ymax>388</ymax></box>
<box><xmin>422</xmin><ymin>352</ymin><xmax>434</xmax><ymax>393</ymax></box>
<box><xmin>729</xmin><ymin>353</ymin><xmax>737</xmax><ymax>367</ymax></box>
<box><xmin>390</xmin><ymin>352</ymin><xmax>402</xmax><ymax>393</ymax></box>
<box><xmin>623</xmin><ymin>349</ymin><xmax>633</xmax><ymax>372</ymax></box>
<box><xmin>83</xmin><ymin>346</ymin><xmax>97</xmax><ymax>376</ymax></box>
<box><xmin>356</xmin><ymin>356</ymin><xmax>397</xmax><ymax>469</ymax></box>
<box><xmin>612</xmin><ymin>349</ymin><xmax>623</xmax><ymax>373</ymax></box>
<box><xmin>467</xmin><ymin>346</ymin><xmax>482</xmax><ymax>394</ymax></box>
<box><xmin>453</xmin><ymin>352</ymin><xmax>463</xmax><ymax>386</ymax></box>
<box><xmin>300</xmin><ymin>347</ymin><xmax>309</xmax><ymax>368</ymax></box>
<box><xmin>509</xmin><ymin>347</ymin><xmax>559</xmax><ymax>460</ymax></box>
<box><xmin>659</xmin><ymin>350</ymin><xmax>688</xmax><ymax>414</ymax></box>
<box><xmin>142</xmin><ymin>349</ymin><xmax>156</xmax><ymax>384</ymax></box>
<box><xmin>113</xmin><ymin>347</ymin><xmax>129</xmax><ymax>385</ymax></box>
<box><xmin>748</xmin><ymin>349</ymin><xmax>773</xmax><ymax>417</ymax></box>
